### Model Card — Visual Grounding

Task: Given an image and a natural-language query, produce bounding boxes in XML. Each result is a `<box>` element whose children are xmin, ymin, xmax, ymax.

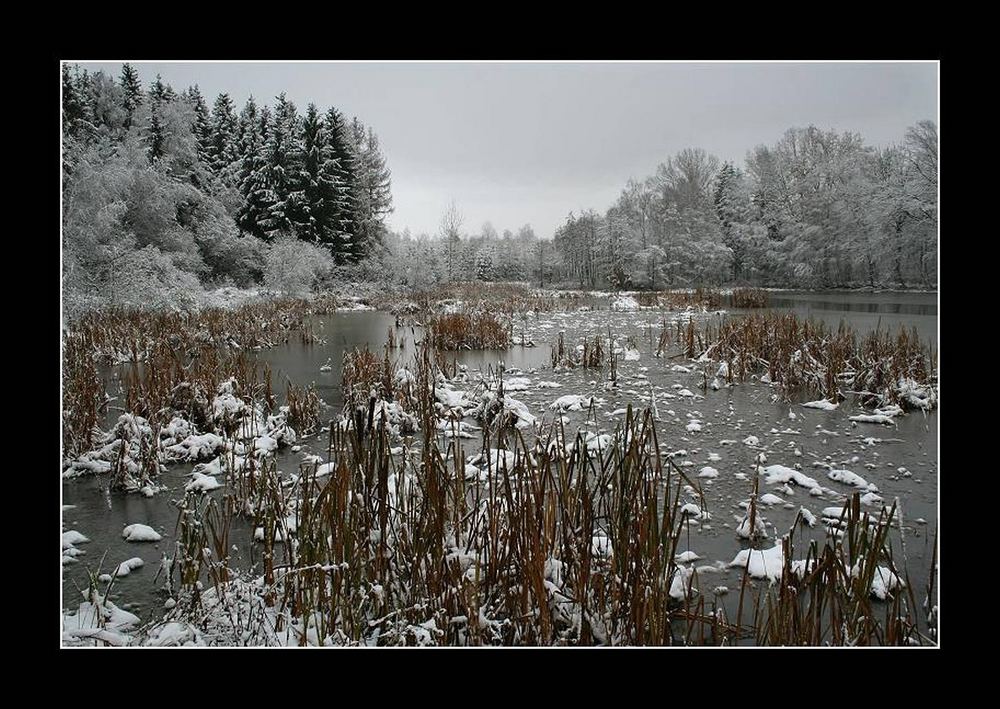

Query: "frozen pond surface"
<box><xmin>62</xmin><ymin>291</ymin><xmax>939</xmax><ymax>636</ymax></box>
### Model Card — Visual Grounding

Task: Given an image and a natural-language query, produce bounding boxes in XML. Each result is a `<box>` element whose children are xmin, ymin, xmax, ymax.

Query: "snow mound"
<box><xmin>610</xmin><ymin>295</ymin><xmax>640</xmax><ymax>312</ymax></box>
<box><xmin>827</xmin><ymin>469</ymin><xmax>877</xmax><ymax>491</ymax></box>
<box><xmin>802</xmin><ymin>399</ymin><xmax>838</xmax><ymax>411</ymax></box>
<box><xmin>762</xmin><ymin>464</ymin><xmax>820</xmax><ymax>491</ymax></box>
<box><xmin>185</xmin><ymin>472</ymin><xmax>222</xmax><ymax>493</ymax></box>
<box><xmin>114</xmin><ymin>557</ymin><xmax>145</xmax><ymax>577</ymax></box>
<box><xmin>122</xmin><ymin>524</ymin><xmax>162</xmax><ymax>542</ymax></box>
<box><xmin>550</xmin><ymin>394</ymin><xmax>595</xmax><ymax>412</ymax></box>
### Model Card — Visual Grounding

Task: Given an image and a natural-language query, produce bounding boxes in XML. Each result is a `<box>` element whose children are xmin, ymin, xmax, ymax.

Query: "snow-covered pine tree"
<box><xmin>149</xmin><ymin>74</ymin><xmax>176</xmax><ymax>108</ymax></box>
<box><xmin>475</xmin><ymin>249</ymin><xmax>494</xmax><ymax>281</ymax></box>
<box><xmin>185</xmin><ymin>85</ymin><xmax>213</xmax><ymax>169</ymax></box>
<box><xmin>324</xmin><ymin>107</ymin><xmax>356</xmax><ymax>259</ymax></box>
<box><xmin>62</xmin><ymin>65</ymin><xmax>89</xmax><ymax>139</ymax></box>
<box><xmin>209</xmin><ymin>93</ymin><xmax>241</xmax><ymax>185</ymax></box>
<box><xmin>147</xmin><ymin>108</ymin><xmax>166</xmax><ymax>164</ymax></box>
<box><xmin>714</xmin><ymin>161</ymin><xmax>749</xmax><ymax>281</ymax></box>
<box><xmin>259</xmin><ymin>94</ymin><xmax>307</xmax><ymax>239</ymax></box>
<box><xmin>299</xmin><ymin>104</ymin><xmax>327</xmax><ymax>247</ymax></box>
<box><xmin>349</xmin><ymin>118</ymin><xmax>393</xmax><ymax>262</ymax></box>
<box><xmin>237</xmin><ymin>103</ymin><xmax>274</xmax><ymax>240</ymax></box>
<box><xmin>119</xmin><ymin>63</ymin><xmax>143</xmax><ymax>130</ymax></box>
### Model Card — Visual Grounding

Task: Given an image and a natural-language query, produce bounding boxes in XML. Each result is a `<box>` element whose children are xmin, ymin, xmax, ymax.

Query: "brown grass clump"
<box><xmin>699</xmin><ymin>312</ymin><xmax>935</xmax><ymax>407</ymax></box>
<box><xmin>426</xmin><ymin>312</ymin><xmax>512</xmax><ymax>350</ymax></box>
<box><xmin>731</xmin><ymin>287</ymin><xmax>769</xmax><ymax>309</ymax></box>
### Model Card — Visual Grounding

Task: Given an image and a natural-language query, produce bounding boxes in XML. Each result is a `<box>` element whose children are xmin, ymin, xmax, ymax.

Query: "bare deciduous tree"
<box><xmin>440</xmin><ymin>200</ymin><xmax>464</xmax><ymax>282</ymax></box>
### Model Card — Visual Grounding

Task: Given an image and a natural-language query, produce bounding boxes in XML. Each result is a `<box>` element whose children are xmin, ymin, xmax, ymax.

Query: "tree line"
<box><xmin>549</xmin><ymin>124</ymin><xmax>937</xmax><ymax>290</ymax></box>
<box><xmin>377</xmin><ymin>122</ymin><xmax>936</xmax><ymax>292</ymax></box>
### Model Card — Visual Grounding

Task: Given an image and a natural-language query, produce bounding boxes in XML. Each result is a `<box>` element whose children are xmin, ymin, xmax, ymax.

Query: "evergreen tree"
<box><xmin>62</xmin><ymin>64</ymin><xmax>86</xmax><ymax>137</ymax></box>
<box><xmin>324</xmin><ymin>107</ymin><xmax>356</xmax><ymax>256</ymax></box>
<box><xmin>145</xmin><ymin>74</ymin><xmax>176</xmax><ymax>164</ymax></box>
<box><xmin>349</xmin><ymin>118</ymin><xmax>393</xmax><ymax>261</ymax></box>
<box><xmin>299</xmin><ymin>104</ymin><xmax>337</xmax><ymax>249</ymax></box>
<box><xmin>120</xmin><ymin>63</ymin><xmax>143</xmax><ymax>129</ymax></box>
<box><xmin>259</xmin><ymin>95</ymin><xmax>306</xmax><ymax>237</ymax></box>
<box><xmin>209</xmin><ymin>93</ymin><xmax>240</xmax><ymax>180</ymax></box>
<box><xmin>185</xmin><ymin>85</ymin><xmax>212</xmax><ymax>167</ymax></box>
<box><xmin>147</xmin><ymin>109</ymin><xmax>166</xmax><ymax>163</ymax></box>
<box><xmin>149</xmin><ymin>74</ymin><xmax>176</xmax><ymax>108</ymax></box>
<box><xmin>88</xmin><ymin>71</ymin><xmax>125</xmax><ymax>136</ymax></box>
<box><xmin>237</xmin><ymin>103</ymin><xmax>274</xmax><ymax>240</ymax></box>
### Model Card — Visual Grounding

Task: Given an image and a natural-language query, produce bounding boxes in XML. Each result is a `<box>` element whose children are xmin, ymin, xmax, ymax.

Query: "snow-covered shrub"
<box><xmin>263</xmin><ymin>233</ymin><xmax>335</xmax><ymax>296</ymax></box>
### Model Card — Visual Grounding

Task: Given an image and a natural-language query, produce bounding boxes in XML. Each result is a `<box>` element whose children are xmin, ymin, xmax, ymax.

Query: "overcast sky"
<box><xmin>78</xmin><ymin>61</ymin><xmax>937</xmax><ymax>240</ymax></box>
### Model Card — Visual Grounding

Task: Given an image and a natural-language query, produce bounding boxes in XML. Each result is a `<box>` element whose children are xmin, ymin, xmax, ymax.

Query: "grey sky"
<box><xmin>77</xmin><ymin>61</ymin><xmax>937</xmax><ymax>240</ymax></box>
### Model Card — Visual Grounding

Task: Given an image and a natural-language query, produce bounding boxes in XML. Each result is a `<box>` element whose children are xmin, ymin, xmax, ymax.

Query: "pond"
<box><xmin>62</xmin><ymin>290</ymin><xmax>939</xmax><ymax>641</ymax></box>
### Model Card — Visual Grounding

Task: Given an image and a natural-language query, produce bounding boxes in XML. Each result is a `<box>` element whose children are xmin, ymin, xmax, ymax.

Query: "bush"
<box><xmin>263</xmin><ymin>234</ymin><xmax>335</xmax><ymax>296</ymax></box>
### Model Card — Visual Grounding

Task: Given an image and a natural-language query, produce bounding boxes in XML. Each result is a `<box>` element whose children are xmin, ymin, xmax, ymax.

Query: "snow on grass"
<box><xmin>165</xmin><ymin>432</ymin><xmax>226</xmax><ymax>462</ymax></box>
<box><xmin>468</xmin><ymin>448</ymin><xmax>528</xmax><ymax>473</ymax></box>
<box><xmin>669</xmin><ymin>565</ymin><xmax>696</xmax><ymax>600</ymax></box>
<box><xmin>122</xmin><ymin>523</ymin><xmax>162</xmax><ymax>542</ymax></box>
<box><xmin>849</xmin><ymin>414</ymin><xmax>896</xmax><ymax>425</ymax></box>
<box><xmin>435</xmin><ymin>386</ymin><xmax>469</xmax><ymax>409</ymax></box>
<box><xmin>859</xmin><ymin>491</ymin><xmax>884</xmax><ymax>506</ymax></box>
<box><xmin>62</xmin><ymin>530</ymin><xmax>90</xmax><ymax>548</ymax></box>
<box><xmin>503</xmin><ymin>395</ymin><xmax>537</xmax><ymax>430</ymax></box>
<box><xmin>729</xmin><ymin>542</ymin><xmax>784</xmax><ymax>582</ymax></box>
<box><xmin>591</xmin><ymin>534</ymin><xmax>613</xmax><ymax>558</ymax></box>
<box><xmin>114</xmin><ymin>557</ymin><xmax>145</xmax><ymax>577</ymax></box>
<box><xmin>550</xmin><ymin>394</ymin><xmax>595</xmax><ymax>412</ymax></box>
<box><xmin>851</xmin><ymin>561</ymin><xmax>905</xmax><ymax>600</ymax></box>
<box><xmin>253</xmin><ymin>434</ymin><xmax>279</xmax><ymax>456</ymax></box>
<box><xmin>761</xmin><ymin>464</ymin><xmax>821</xmax><ymax>491</ymax></box>
<box><xmin>802</xmin><ymin>399</ymin><xmax>839</xmax><ymax>411</ymax></box>
<box><xmin>736</xmin><ymin>514</ymin><xmax>768</xmax><ymax>540</ymax></box>
<box><xmin>827</xmin><ymin>469</ymin><xmax>878</xmax><ymax>491</ymax></box>
<box><xmin>897</xmin><ymin>378</ymin><xmax>937</xmax><ymax>410</ymax></box>
<box><xmin>503</xmin><ymin>377</ymin><xmax>532</xmax><ymax>391</ymax></box>
<box><xmin>143</xmin><ymin>621</ymin><xmax>205</xmax><ymax>647</ymax></box>
<box><xmin>679</xmin><ymin>503</ymin><xmax>705</xmax><ymax>519</ymax></box>
<box><xmin>186</xmin><ymin>472</ymin><xmax>222</xmax><ymax>493</ymax></box>
<box><xmin>63</xmin><ymin>595</ymin><xmax>139</xmax><ymax>646</ymax></box>
<box><xmin>609</xmin><ymin>295</ymin><xmax>640</xmax><ymax>312</ymax></box>
<box><xmin>697</xmin><ymin>466</ymin><xmax>719</xmax><ymax>479</ymax></box>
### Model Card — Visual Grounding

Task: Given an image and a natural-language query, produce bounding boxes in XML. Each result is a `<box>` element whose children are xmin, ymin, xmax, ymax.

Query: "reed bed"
<box><xmin>731</xmin><ymin>287</ymin><xmax>770</xmax><ymax>309</ymax></box>
<box><xmin>163</xmin><ymin>404</ymin><xmax>736</xmax><ymax>646</ymax></box>
<box><xmin>61</xmin><ymin>294</ymin><xmax>351</xmax><ymax>460</ymax></box>
<box><xmin>155</xmin><ymin>385</ymin><xmax>930</xmax><ymax>646</ymax></box>
<box><xmin>698</xmin><ymin>312</ymin><xmax>936</xmax><ymax>408</ymax></box>
<box><xmin>628</xmin><ymin>289</ymin><xmax>723</xmax><ymax>311</ymax></box>
<box><xmin>550</xmin><ymin>332</ymin><xmax>605</xmax><ymax>369</ymax></box>
<box><xmin>426</xmin><ymin>312</ymin><xmax>513</xmax><ymax>350</ymax></box>
<box><xmin>341</xmin><ymin>347</ymin><xmax>396</xmax><ymax>407</ymax></box>
<box><xmin>742</xmin><ymin>493</ymin><xmax>931</xmax><ymax>645</ymax></box>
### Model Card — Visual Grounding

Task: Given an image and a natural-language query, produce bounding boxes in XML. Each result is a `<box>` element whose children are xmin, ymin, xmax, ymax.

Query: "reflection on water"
<box><xmin>732</xmin><ymin>290</ymin><xmax>937</xmax><ymax>347</ymax></box>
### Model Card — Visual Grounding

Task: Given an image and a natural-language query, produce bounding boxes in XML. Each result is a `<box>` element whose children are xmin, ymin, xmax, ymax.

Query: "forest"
<box><xmin>62</xmin><ymin>63</ymin><xmax>937</xmax><ymax>319</ymax></box>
